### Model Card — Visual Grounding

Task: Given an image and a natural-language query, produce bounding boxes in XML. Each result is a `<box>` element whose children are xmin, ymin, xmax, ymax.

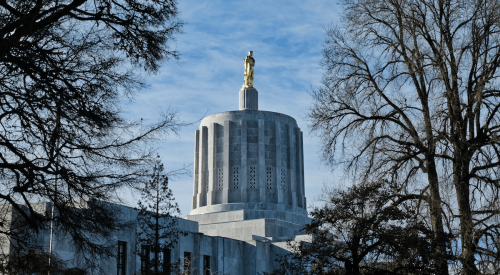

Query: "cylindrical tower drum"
<box><xmin>190</xmin><ymin>88</ymin><xmax>306</xmax><ymax>217</ymax></box>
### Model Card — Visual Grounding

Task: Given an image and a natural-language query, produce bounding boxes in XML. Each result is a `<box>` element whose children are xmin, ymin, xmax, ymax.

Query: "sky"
<box><xmin>122</xmin><ymin>0</ymin><xmax>342</xmax><ymax>217</ymax></box>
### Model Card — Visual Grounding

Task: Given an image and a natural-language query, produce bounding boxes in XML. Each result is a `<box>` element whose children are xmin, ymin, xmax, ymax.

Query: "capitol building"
<box><xmin>3</xmin><ymin>52</ymin><xmax>311</xmax><ymax>274</ymax></box>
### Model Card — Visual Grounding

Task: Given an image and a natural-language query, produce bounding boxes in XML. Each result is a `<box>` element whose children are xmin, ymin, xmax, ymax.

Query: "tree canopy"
<box><xmin>136</xmin><ymin>158</ymin><xmax>184</xmax><ymax>275</ymax></box>
<box><xmin>310</xmin><ymin>0</ymin><xmax>500</xmax><ymax>273</ymax></box>
<box><xmin>271</xmin><ymin>182</ymin><xmax>436</xmax><ymax>275</ymax></box>
<box><xmin>0</xmin><ymin>0</ymin><xmax>183</xmax><ymax>266</ymax></box>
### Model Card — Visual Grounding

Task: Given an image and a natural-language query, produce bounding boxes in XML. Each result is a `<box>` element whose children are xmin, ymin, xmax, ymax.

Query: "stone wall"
<box><xmin>191</xmin><ymin>110</ymin><xmax>306</xmax><ymax>216</ymax></box>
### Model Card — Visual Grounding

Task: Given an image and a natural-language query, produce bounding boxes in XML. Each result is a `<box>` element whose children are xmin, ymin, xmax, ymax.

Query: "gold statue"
<box><xmin>243</xmin><ymin>51</ymin><xmax>255</xmax><ymax>88</ymax></box>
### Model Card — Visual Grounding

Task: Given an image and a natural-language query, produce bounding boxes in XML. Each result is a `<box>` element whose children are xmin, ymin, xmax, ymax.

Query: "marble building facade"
<box><xmin>2</xmin><ymin>66</ymin><xmax>312</xmax><ymax>274</ymax></box>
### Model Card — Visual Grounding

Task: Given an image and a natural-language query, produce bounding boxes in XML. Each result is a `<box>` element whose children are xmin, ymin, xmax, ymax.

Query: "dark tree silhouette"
<box><xmin>0</xmin><ymin>0</ymin><xmax>184</xmax><ymax>268</ymax></box>
<box><xmin>310</xmin><ymin>0</ymin><xmax>500</xmax><ymax>273</ymax></box>
<box><xmin>0</xmin><ymin>250</ymin><xmax>88</xmax><ymax>274</ymax></box>
<box><xmin>136</xmin><ymin>158</ymin><xmax>184</xmax><ymax>275</ymax></box>
<box><xmin>270</xmin><ymin>181</ymin><xmax>437</xmax><ymax>275</ymax></box>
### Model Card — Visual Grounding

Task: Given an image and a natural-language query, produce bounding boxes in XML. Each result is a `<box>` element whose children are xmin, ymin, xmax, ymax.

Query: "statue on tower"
<box><xmin>243</xmin><ymin>51</ymin><xmax>255</xmax><ymax>88</ymax></box>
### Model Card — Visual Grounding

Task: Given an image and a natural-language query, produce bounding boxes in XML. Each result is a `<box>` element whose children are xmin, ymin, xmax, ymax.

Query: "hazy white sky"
<box><xmin>123</xmin><ymin>0</ymin><xmax>342</xmax><ymax>217</ymax></box>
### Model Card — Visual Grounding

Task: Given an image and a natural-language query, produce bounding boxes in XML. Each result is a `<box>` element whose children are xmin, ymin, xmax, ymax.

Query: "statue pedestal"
<box><xmin>239</xmin><ymin>87</ymin><xmax>258</xmax><ymax>110</ymax></box>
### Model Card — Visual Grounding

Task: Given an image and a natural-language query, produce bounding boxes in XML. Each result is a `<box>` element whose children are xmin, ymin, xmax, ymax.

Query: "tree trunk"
<box><xmin>454</xmin><ymin>158</ymin><xmax>478</xmax><ymax>275</ymax></box>
<box><xmin>422</xmin><ymin>80</ymin><xmax>449</xmax><ymax>274</ymax></box>
<box><xmin>426</xmin><ymin>161</ymin><xmax>449</xmax><ymax>275</ymax></box>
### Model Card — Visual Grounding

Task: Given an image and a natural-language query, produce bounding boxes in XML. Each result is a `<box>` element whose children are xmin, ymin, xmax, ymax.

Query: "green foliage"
<box><xmin>136</xmin><ymin>157</ymin><xmax>183</xmax><ymax>275</ymax></box>
<box><xmin>271</xmin><ymin>181</ymin><xmax>442</xmax><ymax>275</ymax></box>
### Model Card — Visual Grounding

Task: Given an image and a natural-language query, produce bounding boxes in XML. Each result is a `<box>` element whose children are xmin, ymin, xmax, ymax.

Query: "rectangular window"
<box><xmin>184</xmin><ymin>252</ymin><xmax>191</xmax><ymax>274</ymax></box>
<box><xmin>141</xmin><ymin>245</ymin><xmax>151</xmax><ymax>275</ymax></box>
<box><xmin>162</xmin><ymin>247</ymin><xmax>171</xmax><ymax>274</ymax></box>
<box><xmin>266</xmin><ymin>167</ymin><xmax>272</xmax><ymax>190</ymax></box>
<box><xmin>233</xmin><ymin>166</ymin><xmax>239</xmax><ymax>190</ymax></box>
<box><xmin>249</xmin><ymin>166</ymin><xmax>256</xmax><ymax>189</ymax></box>
<box><xmin>218</xmin><ymin>168</ymin><xmax>224</xmax><ymax>190</ymax></box>
<box><xmin>117</xmin><ymin>241</ymin><xmax>127</xmax><ymax>275</ymax></box>
<box><xmin>206</xmin><ymin>170</ymin><xmax>209</xmax><ymax>192</ymax></box>
<box><xmin>203</xmin><ymin>255</ymin><xmax>210</xmax><ymax>275</ymax></box>
<box><xmin>280</xmin><ymin>168</ymin><xmax>286</xmax><ymax>190</ymax></box>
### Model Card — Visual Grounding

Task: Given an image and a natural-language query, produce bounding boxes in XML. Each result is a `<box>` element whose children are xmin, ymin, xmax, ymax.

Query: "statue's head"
<box><xmin>249</xmin><ymin>51</ymin><xmax>253</xmax><ymax>56</ymax></box>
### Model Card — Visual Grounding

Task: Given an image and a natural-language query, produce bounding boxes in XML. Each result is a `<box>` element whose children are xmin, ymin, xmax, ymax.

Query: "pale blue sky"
<box><xmin>123</xmin><ymin>0</ymin><xmax>342</xmax><ymax>217</ymax></box>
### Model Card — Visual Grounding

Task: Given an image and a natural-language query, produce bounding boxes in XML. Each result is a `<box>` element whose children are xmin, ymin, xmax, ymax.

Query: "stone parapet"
<box><xmin>189</xmin><ymin>201</ymin><xmax>307</xmax><ymax>216</ymax></box>
<box><xmin>186</xmin><ymin>208</ymin><xmax>311</xmax><ymax>225</ymax></box>
<box><xmin>196</xmin><ymin>218</ymin><xmax>305</xmax><ymax>241</ymax></box>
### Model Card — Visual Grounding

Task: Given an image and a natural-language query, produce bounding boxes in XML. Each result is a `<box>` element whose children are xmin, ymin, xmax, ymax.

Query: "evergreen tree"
<box><xmin>136</xmin><ymin>158</ymin><xmax>183</xmax><ymax>275</ymax></box>
<box><xmin>271</xmin><ymin>181</ymin><xmax>438</xmax><ymax>275</ymax></box>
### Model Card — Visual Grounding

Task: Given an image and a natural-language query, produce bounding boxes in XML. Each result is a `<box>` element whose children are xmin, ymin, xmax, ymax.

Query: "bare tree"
<box><xmin>0</xmin><ymin>0</ymin><xmax>184</xmax><ymax>268</ymax></box>
<box><xmin>311</xmin><ymin>0</ymin><xmax>500</xmax><ymax>273</ymax></box>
